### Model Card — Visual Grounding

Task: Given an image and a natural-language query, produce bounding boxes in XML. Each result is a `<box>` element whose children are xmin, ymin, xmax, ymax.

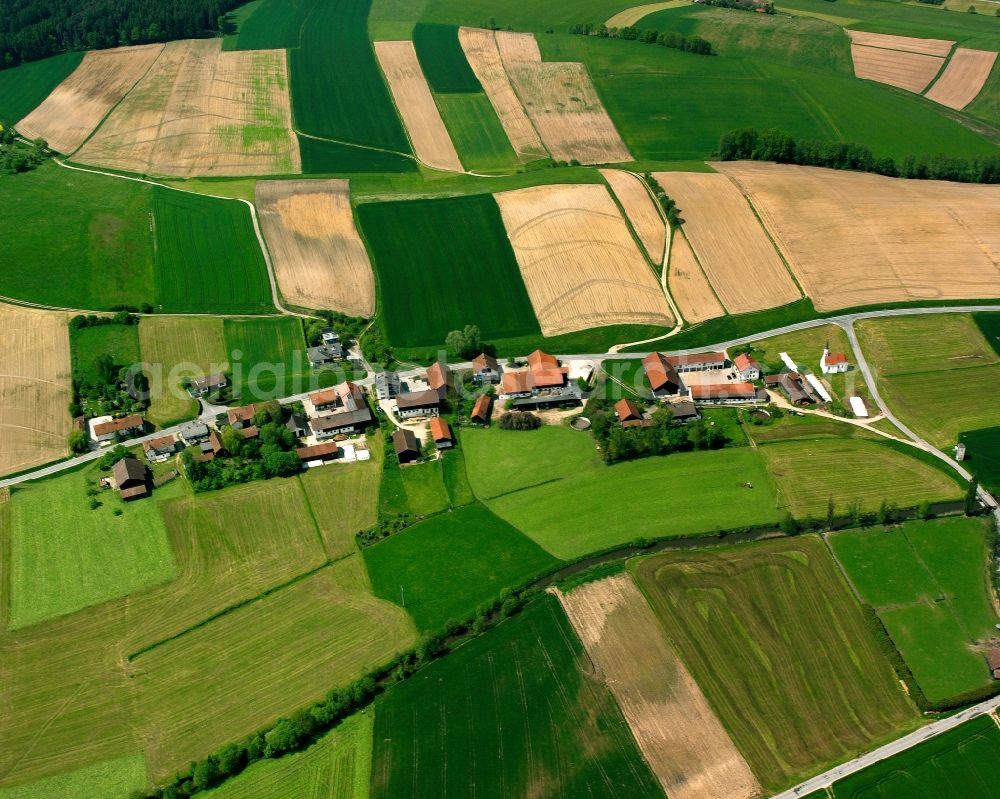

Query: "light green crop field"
<box><xmin>829</xmin><ymin>714</ymin><xmax>1000</xmax><ymax>799</ymax></box>
<box><xmin>223</xmin><ymin>317</ymin><xmax>308</xmax><ymax>400</ymax></box>
<box><xmin>132</xmin><ymin>556</ymin><xmax>416</xmax><ymax>781</ymax></box>
<box><xmin>8</xmin><ymin>466</ymin><xmax>176</xmax><ymax>630</ymax></box>
<box><xmin>371</xmin><ymin>595</ymin><xmax>663</xmax><ymax>798</ymax></box>
<box><xmin>464</xmin><ymin>425</ymin><xmax>779</xmax><ymax>559</ymax></box>
<box><xmin>857</xmin><ymin>315</ymin><xmax>1000</xmax><ymax>449</ymax></box>
<box><xmin>758</xmin><ymin>437</ymin><xmax>963</xmax><ymax>517</ymax></box>
<box><xmin>399</xmin><ymin>460</ymin><xmax>450</xmax><ymax>517</ymax></box>
<box><xmin>139</xmin><ymin>316</ymin><xmax>228</xmax><ymax>428</ymax></box>
<box><xmin>364</xmin><ymin>503</ymin><xmax>560</xmax><ymax>631</ymax></box>
<box><xmin>151</xmin><ymin>188</ymin><xmax>273</xmax><ymax>315</ymax></box>
<box><xmin>633</xmin><ymin>536</ymin><xmax>919</xmax><ymax>792</ymax></box>
<box><xmin>441</xmin><ymin>447</ymin><xmax>475</xmax><ymax>507</ymax></box>
<box><xmin>201</xmin><ymin>713</ymin><xmax>373</xmax><ymax>799</ymax></box>
<box><xmin>0</xmin><ymin>163</ymin><xmax>155</xmax><ymax>310</ymax></box>
<box><xmin>436</xmin><ymin>93</ymin><xmax>520</xmax><ymax>171</ymax></box>
<box><xmin>829</xmin><ymin>517</ymin><xmax>998</xmax><ymax>702</ymax></box>
<box><xmin>0</xmin><ymin>52</ymin><xmax>84</xmax><ymax>124</ymax></box>
<box><xmin>0</xmin><ymin>755</ymin><xmax>146</xmax><ymax>799</ymax></box>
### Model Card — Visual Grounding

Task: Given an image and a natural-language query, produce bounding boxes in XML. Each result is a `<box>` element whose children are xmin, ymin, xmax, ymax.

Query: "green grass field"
<box><xmin>436</xmin><ymin>93</ymin><xmax>520</xmax><ymax>171</ymax></box>
<box><xmin>201</xmin><ymin>713</ymin><xmax>372</xmax><ymax>799</ymax></box>
<box><xmin>540</xmin><ymin>32</ymin><xmax>998</xmax><ymax>162</ymax></box>
<box><xmin>463</xmin><ymin>425</ymin><xmax>779</xmax><ymax>559</ymax></box>
<box><xmin>830</xmin><ymin>714</ymin><xmax>1000</xmax><ymax>798</ymax></box>
<box><xmin>371</xmin><ymin>595</ymin><xmax>663</xmax><ymax>798</ymax></box>
<box><xmin>8</xmin><ymin>466</ymin><xmax>176</xmax><ymax>629</ymax></box>
<box><xmin>960</xmin><ymin>427</ymin><xmax>1000</xmax><ymax>494</ymax></box>
<box><xmin>0</xmin><ymin>163</ymin><xmax>155</xmax><ymax>309</ymax></box>
<box><xmin>399</xmin><ymin>460</ymin><xmax>450</xmax><ymax>517</ymax></box>
<box><xmin>857</xmin><ymin>315</ymin><xmax>1000</xmax><ymax>449</ymax></box>
<box><xmin>413</xmin><ymin>23</ymin><xmax>481</xmax><ymax>93</ymax></box>
<box><xmin>829</xmin><ymin>517</ymin><xmax>998</xmax><ymax>702</ymax></box>
<box><xmin>151</xmin><ymin>188</ymin><xmax>273</xmax><ymax>314</ymax></box>
<box><xmin>139</xmin><ymin>317</ymin><xmax>228</xmax><ymax>427</ymax></box>
<box><xmin>0</xmin><ymin>52</ymin><xmax>83</xmax><ymax>125</ymax></box>
<box><xmin>71</xmin><ymin>323</ymin><xmax>141</xmax><ymax>388</ymax></box>
<box><xmin>758</xmin><ymin>437</ymin><xmax>963</xmax><ymax>517</ymax></box>
<box><xmin>975</xmin><ymin>313</ymin><xmax>1000</xmax><ymax>356</ymax></box>
<box><xmin>223</xmin><ymin>317</ymin><xmax>308</xmax><ymax>400</ymax></box>
<box><xmin>0</xmin><ymin>755</ymin><xmax>146</xmax><ymax>799</ymax></box>
<box><xmin>290</xmin><ymin>0</ymin><xmax>411</xmax><ymax>156</ymax></box>
<box><xmin>633</xmin><ymin>536</ymin><xmax>919</xmax><ymax>792</ymax></box>
<box><xmin>418</xmin><ymin>0</ymin><xmax>637</xmax><ymax>34</ymax></box>
<box><xmin>441</xmin><ymin>447</ymin><xmax>475</xmax><ymax>507</ymax></box>
<box><xmin>358</xmin><ymin>194</ymin><xmax>540</xmax><ymax>348</ymax></box>
<box><xmin>224</xmin><ymin>0</ymin><xmax>309</xmax><ymax>49</ymax></box>
<box><xmin>364</xmin><ymin>503</ymin><xmax>560</xmax><ymax>631</ymax></box>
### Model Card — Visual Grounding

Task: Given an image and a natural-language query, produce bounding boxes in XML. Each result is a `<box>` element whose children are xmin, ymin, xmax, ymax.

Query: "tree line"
<box><xmin>568</xmin><ymin>22</ymin><xmax>714</xmax><ymax>56</ymax></box>
<box><xmin>0</xmin><ymin>0</ymin><xmax>242</xmax><ymax>69</ymax></box>
<box><xmin>0</xmin><ymin>126</ymin><xmax>47</xmax><ymax>173</ymax></box>
<box><xmin>719</xmin><ymin>126</ymin><xmax>1000</xmax><ymax>184</ymax></box>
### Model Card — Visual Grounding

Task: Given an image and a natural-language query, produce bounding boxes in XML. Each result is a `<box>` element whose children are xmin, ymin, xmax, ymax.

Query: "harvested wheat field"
<box><xmin>654</xmin><ymin>172</ymin><xmax>800</xmax><ymax>314</ymax></box>
<box><xmin>846</xmin><ymin>30</ymin><xmax>954</xmax><ymax>57</ymax></box>
<box><xmin>374</xmin><ymin>41</ymin><xmax>462</xmax><ymax>173</ymax></box>
<box><xmin>601</xmin><ymin>169</ymin><xmax>666</xmax><ymax>262</ymax></box>
<box><xmin>496</xmin><ymin>31</ymin><xmax>631</xmax><ymax>165</ymax></box>
<box><xmin>255</xmin><ymin>180</ymin><xmax>375</xmax><ymax>317</ymax></box>
<box><xmin>0</xmin><ymin>304</ymin><xmax>72</xmax><ymax>477</ymax></box>
<box><xmin>74</xmin><ymin>39</ymin><xmax>299</xmax><ymax>177</ymax></box>
<box><xmin>495</xmin><ymin>184</ymin><xmax>673</xmax><ymax>335</ymax></box>
<box><xmin>715</xmin><ymin>161</ymin><xmax>1000</xmax><ymax>310</ymax></box>
<box><xmin>557</xmin><ymin>575</ymin><xmax>761</xmax><ymax>799</ymax></box>
<box><xmin>925</xmin><ymin>48</ymin><xmax>998</xmax><ymax>110</ymax></box>
<box><xmin>16</xmin><ymin>44</ymin><xmax>163</xmax><ymax>154</ymax></box>
<box><xmin>458</xmin><ymin>27</ymin><xmax>547</xmax><ymax>161</ymax></box>
<box><xmin>850</xmin><ymin>44</ymin><xmax>944</xmax><ymax>93</ymax></box>
<box><xmin>668</xmin><ymin>232</ymin><xmax>725</xmax><ymax>324</ymax></box>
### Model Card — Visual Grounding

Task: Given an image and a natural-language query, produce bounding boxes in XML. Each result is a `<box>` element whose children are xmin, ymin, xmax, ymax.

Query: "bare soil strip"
<box><xmin>715</xmin><ymin>161</ymin><xmax>1000</xmax><ymax>311</ymax></box>
<box><xmin>606</xmin><ymin>1</ymin><xmax>690</xmax><ymax>28</ymax></box>
<box><xmin>255</xmin><ymin>180</ymin><xmax>375</xmax><ymax>317</ymax></box>
<box><xmin>667</xmin><ymin>232</ymin><xmax>725</xmax><ymax>323</ymax></box>
<box><xmin>601</xmin><ymin>169</ymin><xmax>667</xmax><ymax>262</ymax></box>
<box><xmin>458</xmin><ymin>27</ymin><xmax>547</xmax><ymax>161</ymax></box>
<box><xmin>557</xmin><ymin>575</ymin><xmax>762</xmax><ymax>799</ymax></box>
<box><xmin>495</xmin><ymin>31</ymin><xmax>631</xmax><ymax>165</ymax></box>
<box><xmin>495</xmin><ymin>183</ymin><xmax>673</xmax><ymax>335</ymax></box>
<box><xmin>74</xmin><ymin>39</ymin><xmax>300</xmax><ymax>177</ymax></box>
<box><xmin>851</xmin><ymin>44</ymin><xmax>944</xmax><ymax>93</ymax></box>
<box><xmin>374</xmin><ymin>41</ymin><xmax>463</xmax><ymax>173</ymax></box>
<box><xmin>654</xmin><ymin>171</ymin><xmax>800</xmax><ymax>314</ymax></box>
<box><xmin>16</xmin><ymin>45</ymin><xmax>163</xmax><ymax>155</ymax></box>
<box><xmin>0</xmin><ymin>304</ymin><xmax>72</xmax><ymax>477</ymax></box>
<box><xmin>846</xmin><ymin>30</ymin><xmax>954</xmax><ymax>57</ymax></box>
<box><xmin>925</xmin><ymin>48</ymin><xmax>998</xmax><ymax>110</ymax></box>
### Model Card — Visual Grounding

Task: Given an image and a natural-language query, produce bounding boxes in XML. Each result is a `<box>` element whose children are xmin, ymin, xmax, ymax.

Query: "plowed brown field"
<box><xmin>715</xmin><ymin>161</ymin><xmax>1000</xmax><ymax>311</ymax></box>
<box><xmin>256</xmin><ymin>180</ymin><xmax>375</xmax><ymax>317</ymax></box>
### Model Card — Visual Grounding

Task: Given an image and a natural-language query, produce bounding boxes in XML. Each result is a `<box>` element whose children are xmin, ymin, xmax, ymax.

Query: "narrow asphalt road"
<box><xmin>770</xmin><ymin>696</ymin><xmax>1000</xmax><ymax>798</ymax></box>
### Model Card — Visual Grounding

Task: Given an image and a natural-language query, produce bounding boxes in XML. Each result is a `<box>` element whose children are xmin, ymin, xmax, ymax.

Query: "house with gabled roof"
<box><xmin>472</xmin><ymin>353</ymin><xmax>500</xmax><ymax>384</ymax></box>
<box><xmin>821</xmin><ymin>347</ymin><xmax>850</xmax><ymax>374</ymax></box>
<box><xmin>430</xmin><ymin>417</ymin><xmax>454</xmax><ymax>449</ymax></box>
<box><xmin>112</xmin><ymin>456</ymin><xmax>149</xmax><ymax>501</ymax></box>
<box><xmin>733</xmin><ymin>353</ymin><xmax>761</xmax><ymax>381</ymax></box>
<box><xmin>642</xmin><ymin>352</ymin><xmax>682</xmax><ymax>397</ymax></box>
<box><xmin>427</xmin><ymin>361</ymin><xmax>452</xmax><ymax>398</ymax></box>
<box><xmin>471</xmin><ymin>393</ymin><xmax>493</xmax><ymax>426</ymax></box>
<box><xmin>392</xmin><ymin>428</ymin><xmax>420</xmax><ymax>464</ymax></box>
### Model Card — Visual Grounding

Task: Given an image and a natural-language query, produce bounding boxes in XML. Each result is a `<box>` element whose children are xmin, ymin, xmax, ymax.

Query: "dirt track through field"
<box><xmin>0</xmin><ymin>304</ymin><xmax>71</xmax><ymax>477</ymax></box>
<box><xmin>557</xmin><ymin>575</ymin><xmax>761</xmax><ymax>799</ymax></box>
<box><xmin>458</xmin><ymin>27</ymin><xmax>547</xmax><ymax>161</ymax></box>
<box><xmin>495</xmin><ymin>183</ymin><xmax>673</xmax><ymax>335</ymax></box>
<box><xmin>850</xmin><ymin>44</ymin><xmax>944</xmax><ymax>92</ymax></box>
<box><xmin>374</xmin><ymin>41</ymin><xmax>463</xmax><ymax>172</ymax></box>
<box><xmin>925</xmin><ymin>48</ymin><xmax>998</xmax><ymax>109</ymax></box>
<box><xmin>654</xmin><ymin>171</ymin><xmax>800</xmax><ymax>314</ymax></box>
<box><xmin>846</xmin><ymin>30</ymin><xmax>954</xmax><ymax>57</ymax></box>
<box><xmin>495</xmin><ymin>31</ymin><xmax>631</xmax><ymax>165</ymax></box>
<box><xmin>74</xmin><ymin>39</ymin><xmax>300</xmax><ymax>177</ymax></box>
<box><xmin>667</xmin><ymin>232</ymin><xmax>725</xmax><ymax>323</ymax></box>
<box><xmin>256</xmin><ymin>180</ymin><xmax>375</xmax><ymax>317</ymax></box>
<box><xmin>16</xmin><ymin>45</ymin><xmax>163</xmax><ymax>154</ymax></box>
<box><xmin>715</xmin><ymin>161</ymin><xmax>1000</xmax><ymax>311</ymax></box>
<box><xmin>601</xmin><ymin>169</ymin><xmax>666</xmax><ymax>262</ymax></box>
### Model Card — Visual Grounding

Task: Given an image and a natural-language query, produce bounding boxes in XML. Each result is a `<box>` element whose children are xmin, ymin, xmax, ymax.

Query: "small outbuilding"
<box><xmin>471</xmin><ymin>393</ymin><xmax>493</xmax><ymax>426</ymax></box>
<box><xmin>614</xmin><ymin>398</ymin><xmax>647</xmax><ymax>427</ymax></box>
<box><xmin>430</xmin><ymin>417</ymin><xmax>454</xmax><ymax>449</ymax></box>
<box><xmin>392</xmin><ymin>428</ymin><xmax>420</xmax><ymax>464</ymax></box>
<box><xmin>112</xmin><ymin>456</ymin><xmax>149</xmax><ymax>501</ymax></box>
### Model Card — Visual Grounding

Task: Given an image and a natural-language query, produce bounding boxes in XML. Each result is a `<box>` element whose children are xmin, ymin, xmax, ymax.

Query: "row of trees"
<box><xmin>1</xmin><ymin>0</ymin><xmax>243</xmax><ymax>68</ymax></box>
<box><xmin>719</xmin><ymin>126</ymin><xmax>1000</xmax><ymax>184</ymax></box>
<box><xmin>589</xmin><ymin>399</ymin><xmax>732</xmax><ymax>463</ymax></box>
<box><xmin>568</xmin><ymin>22</ymin><xmax>713</xmax><ymax>55</ymax></box>
<box><xmin>698</xmin><ymin>0</ymin><xmax>775</xmax><ymax>14</ymax></box>
<box><xmin>643</xmin><ymin>173</ymin><xmax>684</xmax><ymax>227</ymax></box>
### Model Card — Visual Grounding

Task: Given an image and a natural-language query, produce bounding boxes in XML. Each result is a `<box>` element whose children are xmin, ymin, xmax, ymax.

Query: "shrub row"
<box><xmin>568</xmin><ymin>23</ymin><xmax>713</xmax><ymax>55</ymax></box>
<box><xmin>719</xmin><ymin>127</ymin><xmax>1000</xmax><ymax>184</ymax></box>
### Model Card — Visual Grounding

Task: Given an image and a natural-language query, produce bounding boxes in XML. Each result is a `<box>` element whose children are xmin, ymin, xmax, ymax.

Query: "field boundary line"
<box><xmin>126</xmin><ymin>560</ymin><xmax>334</xmax><ymax>661</ymax></box>
<box><xmin>922</xmin><ymin>43</ymin><xmax>958</xmax><ymax>95</ymax></box>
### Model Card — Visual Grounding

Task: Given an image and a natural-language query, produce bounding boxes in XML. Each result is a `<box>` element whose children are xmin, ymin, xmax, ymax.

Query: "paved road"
<box><xmin>770</xmin><ymin>696</ymin><xmax>1000</xmax><ymax>798</ymax></box>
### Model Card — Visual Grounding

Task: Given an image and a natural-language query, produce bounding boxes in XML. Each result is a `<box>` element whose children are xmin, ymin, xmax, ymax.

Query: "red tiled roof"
<box><xmin>472</xmin><ymin>353</ymin><xmax>498</xmax><ymax>372</ymax></box>
<box><xmin>93</xmin><ymin>414</ymin><xmax>144</xmax><ymax>437</ymax></box>
<box><xmin>120</xmin><ymin>484</ymin><xmax>150</xmax><ymax>500</ymax></box>
<box><xmin>296</xmin><ymin>442</ymin><xmax>339</xmax><ymax>460</ymax></box>
<box><xmin>690</xmin><ymin>383</ymin><xmax>757</xmax><ymax>400</ymax></box>
<box><xmin>614</xmin><ymin>398</ymin><xmax>642</xmax><ymax>422</ymax></box>
<box><xmin>227</xmin><ymin>404</ymin><xmax>258</xmax><ymax>425</ymax></box>
<box><xmin>238</xmin><ymin>425</ymin><xmax>259</xmax><ymax>439</ymax></box>
<box><xmin>642</xmin><ymin>352</ymin><xmax>680</xmax><ymax>392</ymax></box>
<box><xmin>309</xmin><ymin>388</ymin><xmax>338</xmax><ymax>406</ymax></box>
<box><xmin>825</xmin><ymin>352</ymin><xmax>848</xmax><ymax>365</ymax></box>
<box><xmin>430</xmin><ymin>417</ymin><xmax>452</xmax><ymax>442</ymax></box>
<box><xmin>143</xmin><ymin>434</ymin><xmax>176</xmax><ymax>453</ymax></box>
<box><xmin>530</xmin><ymin>367</ymin><xmax>567</xmax><ymax>388</ymax></box>
<box><xmin>502</xmin><ymin>371</ymin><xmax>532</xmax><ymax>394</ymax></box>
<box><xmin>527</xmin><ymin>350</ymin><xmax>558</xmax><ymax>370</ymax></box>
<box><xmin>427</xmin><ymin>362</ymin><xmax>451</xmax><ymax>391</ymax></box>
<box><xmin>734</xmin><ymin>353</ymin><xmax>759</xmax><ymax>372</ymax></box>
<box><xmin>472</xmin><ymin>393</ymin><xmax>492</xmax><ymax>421</ymax></box>
<box><xmin>666</xmin><ymin>351</ymin><xmax>727</xmax><ymax>367</ymax></box>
